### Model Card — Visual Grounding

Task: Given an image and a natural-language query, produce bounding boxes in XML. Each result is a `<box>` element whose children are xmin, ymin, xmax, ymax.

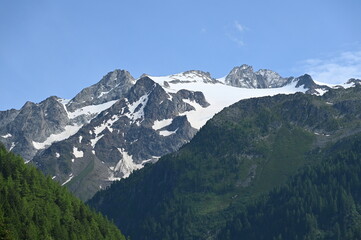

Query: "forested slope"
<box><xmin>220</xmin><ymin>132</ymin><xmax>361</xmax><ymax>239</ymax></box>
<box><xmin>0</xmin><ymin>144</ymin><xmax>125</xmax><ymax>240</ymax></box>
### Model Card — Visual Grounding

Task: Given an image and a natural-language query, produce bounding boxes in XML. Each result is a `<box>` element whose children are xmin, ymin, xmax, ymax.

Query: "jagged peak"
<box><xmin>39</xmin><ymin>96</ymin><xmax>61</xmax><ymax>104</ymax></box>
<box><xmin>21</xmin><ymin>101</ymin><xmax>37</xmax><ymax>109</ymax></box>
<box><xmin>66</xmin><ymin>69</ymin><xmax>135</xmax><ymax>112</ymax></box>
<box><xmin>168</xmin><ymin>70</ymin><xmax>216</xmax><ymax>83</ymax></box>
<box><xmin>346</xmin><ymin>78</ymin><xmax>361</xmax><ymax>85</ymax></box>
<box><xmin>225</xmin><ymin>64</ymin><xmax>290</xmax><ymax>88</ymax></box>
<box><xmin>294</xmin><ymin>74</ymin><xmax>316</xmax><ymax>88</ymax></box>
<box><xmin>98</xmin><ymin>69</ymin><xmax>135</xmax><ymax>87</ymax></box>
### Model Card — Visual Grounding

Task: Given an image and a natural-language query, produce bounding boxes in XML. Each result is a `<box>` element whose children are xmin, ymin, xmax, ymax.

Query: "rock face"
<box><xmin>0</xmin><ymin>96</ymin><xmax>69</xmax><ymax>161</ymax></box>
<box><xmin>66</xmin><ymin>70</ymin><xmax>135</xmax><ymax>112</ymax></box>
<box><xmin>0</xmin><ymin>65</ymin><xmax>337</xmax><ymax>200</ymax></box>
<box><xmin>224</xmin><ymin>64</ymin><xmax>293</xmax><ymax>88</ymax></box>
<box><xmin>32</xmin><ymin>77</ymin><xmax>209</xmax><ymax>200</ymax></box>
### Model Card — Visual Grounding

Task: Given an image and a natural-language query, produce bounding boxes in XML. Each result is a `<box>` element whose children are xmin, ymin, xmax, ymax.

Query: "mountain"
<box><xmin>0</xmin><ymin>70</ymin><xmax>134</xmax><ymax>163</ymax></box>
<box><xmin>218</xmin><ymin>132</ymin><xmax>361</xmax><ymax>240</ymax></box>
<box><xmin>0</xmin><ymin>66</ymin><xmax>332</xmax><ymax>200</ymax></box>
<box><xmin>222</xmin><ymin>64</ymin><xmax>293</xmax><ymax>88</ymax></box>
<box><xmin>88</xmin><ymin>84</ymin><xmax>361</xmax><ymax>240</ymax></box>
<box><xmin>0</xmin><ymin>143</ymin><xmax>125</xmax><ymax>240</ymax></box>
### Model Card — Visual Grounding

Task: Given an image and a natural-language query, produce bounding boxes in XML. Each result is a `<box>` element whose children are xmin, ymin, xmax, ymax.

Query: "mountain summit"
<box><xmin>223</xmin><ymin>64</ymin><xmax>292</xmax><ymax>88</ymax></box>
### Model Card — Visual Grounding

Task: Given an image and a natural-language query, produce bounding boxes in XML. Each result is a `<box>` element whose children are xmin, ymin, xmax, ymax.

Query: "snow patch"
<box><xmin>79</xmin><ymin>135</ymin><xmax>83</xmax><ymax>143</ymax></box>
<box><xmin>32</xmin><ymin>125</ymin><xmax>82</xmax><ymax>150</ymax></box>
<box><xmin>125</xmin><ymin>94</ymin><xmax>149</xmax><ymax>123</ymax></box>
<box><xmin>94</xmin><ymin>115</ymin><xmax>119</xmax><ymax>135</ymax></box>
<box><xmin>90</xmin><ymin>134</ymin><xmax>104</xmax><ymax>148</ymax></box>
<box><xmin>1</xmin><ymin>133</ymin><xmax>12</xmax><ymax>139</ymax></box>
<box><xmin>109</xmin><ymin>148</ymin><xmax>143</xmax><ymax>181</ymax></box>
<box><xmin>159</xmin><ymin>128</ymin><xmax>178</xmax><ymax>136</ymax></box>
<box><xmin>90</xmin><ymin>115</ymin><xmax>119</xmax><ymax>148</ymax></box>
<box><xmin>152</xmin><ymin>118</ymin><xmax>173</xmax><ymax>130</ymax></box>
<box><xmin>98</xmin><ymin>91</ymin><xmax>110</xmax><ymax>98</ymax></box>
<box><xmin>55</xmin><ymin>152</ymin><xmax>60</xmax><ymax>158</ymax></box>
<box><xmin>315</xmin><ymin>88</ymin><xmax>328</xmax><ymax>96</ymax></box>
<box><xmin>52</xmin><ymin>176</ymin><xmax>56</xmax><ymax>179</ymax></box>
<box><xmin>9</xmin><ymin>142</ymin><xmax>16</xmax><ymax>151</ymax></box>
<box><xmin>73</xmin><ymin>146</ymin><xmax>84</xmax><ymax>158</ymax></box>
<box><xmin>61</xmin><ymin>174</ymin><xmax>74</xmax><ymax>186</ymax></box>
<box><xmin>67</xmin><ymin>100</ymin><xmax>117</xmax><ymax>119</ymax></box>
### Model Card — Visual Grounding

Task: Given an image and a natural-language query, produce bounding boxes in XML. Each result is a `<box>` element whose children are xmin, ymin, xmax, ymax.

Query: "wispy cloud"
<box><xmin>227</xmin><ymin>34</ymin><xmax>244</xmax><ymax>46</ymax></box>
<box><xmin>234</xmin><ymin>21</ymin><xmax>245</xmax><ymax>33</ymax></box>
<box><xmin>226</xmin><ymin>21</ymin><xmax>248</xmax><ymax>47</ymax></box>
<box><xmin>299</xmin><ymin>50</ymin><xmax>361</xmax><ymax>84</ymax></box>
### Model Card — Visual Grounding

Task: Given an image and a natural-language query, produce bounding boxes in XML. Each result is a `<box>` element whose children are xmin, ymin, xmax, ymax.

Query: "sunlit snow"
<box><xmin>67</xmin><ymin>100</ymin><xmax>117</xmax><ymax>119</ymax></box>
<box><xmin>109</xmin><ymin>148</ymin><xmax>143</xmax><ymax>181</ymax></box>
<box><xmin>9</xmin><ymin>142</ymin><xmax>16</xmax><ymax>151</ymax></box>
<box><xmin>73</xmin><ymin>146</ymin><xmax>84</xmax><ymax>158</ymax></box>
<box><xmin>1</xmin><ymin>133</ymin><xmax>12</xmax><ymax>139</ymax></box>
<box><xmin>32</xmin><ymin>125</ymin><xmax>82</xmax><ymax>150</ymax></box>
<box><xmin>159</xmin><ymin>128</ymin><xmax>178</xmax><ymax>136</ymax></box>
<box><xmin>150</xmin><ymin>75</ymin><xmax>308</xmax><ymax>129</ymax></box>
<box><xmin>125</xmin><ymin>94</ymin><xmax>149</xmax><ymax>123</ymax></box>
<box><xmin>152</xmin><ymin>118</ymin><xmax>173</xmax><ymax>130</ymax></box>
<box><xmin>61</xmin><ymin>174</ymin><xmax>74</xmax><ymax>186</ymax></box>
<box><xmin>90</xmin><ymin>134</ymin><xmax>104</xmax><ymax>148</ymax></box>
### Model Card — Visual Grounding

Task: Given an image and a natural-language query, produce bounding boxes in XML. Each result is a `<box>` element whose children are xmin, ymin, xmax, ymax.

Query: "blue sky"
<box><xmin>1</xmin><ymin>0</ymin><xmax>361</xmax><ymax>110</ymax></box>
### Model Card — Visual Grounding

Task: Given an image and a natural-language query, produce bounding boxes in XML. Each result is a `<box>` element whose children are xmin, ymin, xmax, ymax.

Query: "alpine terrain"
<box><xmin>0</xmin><ymin>64</ymin><xmax>331</xmax><ymax>200</ymax></box>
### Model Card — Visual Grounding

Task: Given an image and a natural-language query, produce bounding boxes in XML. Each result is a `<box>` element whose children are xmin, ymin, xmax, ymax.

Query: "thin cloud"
<box><xmin>300</xmin><ymin>50</ymin><xmax>361</xmax><ymax>84</ymax></box>
<box><xmin>234</xmin><ymin>21</ymin><xmax>245</xmax><ymax>33</ymax></box>
<box><xmin>226</xmin><ymin>21</ymin><xmax>248</xmax><ymax>47</ymax></box>
<box><xmin>227</xmin><ymin>34</ymin><xmax>245</xmax><ymax>46</ymax></box>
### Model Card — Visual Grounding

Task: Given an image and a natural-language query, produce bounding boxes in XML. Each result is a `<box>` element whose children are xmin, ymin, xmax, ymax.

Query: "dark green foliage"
<box><xmin>89</xmin><ymin>86</ymin><xmax>361</xmax><ymax>240</ymax></box>
<box><xmin>220</xmin><ymin>133</ymin><xmax>361</xmax><ymax>239</ymax></box>
<box><xmin>0</xmin><ymin>144</ymin><xmax>125</xmax><ymax>240</ymax></box>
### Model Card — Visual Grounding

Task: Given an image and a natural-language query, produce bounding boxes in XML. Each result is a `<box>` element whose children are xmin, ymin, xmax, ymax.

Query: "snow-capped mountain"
<box><xmin>0</xmin><ymin>65</ymin><xmax>339</xmax><ymax>199</ymax></box>
<box><xmin>0</xmin><ymin>70</ymin><xmax>134</xmax><ymax>163</ymax></box>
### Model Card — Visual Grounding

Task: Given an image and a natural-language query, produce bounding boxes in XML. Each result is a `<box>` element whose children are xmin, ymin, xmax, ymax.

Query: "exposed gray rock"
<box><xmin>66</xmin><ymin>69</ymin><xmax>135</xmax><ymax>111</ymax></box>
<box><xmin>33</xmin><ymin>77</ymin><xmax>205</xmax><ymax>200</ymax></box>
<box><xmin>224</xmin><ymin>64</ymin><xmax>293</xmax><ymax>88</ymax></box>
<box><xmin>0</xmin><ymin>96</ymin><xmax>69</xmax><ymax>162</ymax></box>
<box><xmin>294</xmin><ymin>74</ymin><xmax>330</xmax><ymax>95</ymax></box>
<box><xmin>346</xmin><ymin>78</ymin><xmax>361</xmax><ymax>86</ymax></box>
<box><xmin>0</xmin><ymin>108</ymin><xmax>19</xmax><ymax>129</ymax></box>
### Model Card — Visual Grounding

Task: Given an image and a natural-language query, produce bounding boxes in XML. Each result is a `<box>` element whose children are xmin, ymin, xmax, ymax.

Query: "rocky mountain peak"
<box><xmin>66</xmin><ymin>69</ymin><xmax>135</xmax><ymax>112</ymax></box>
<box><xmin>346</xmin><ymin>78</ymin><xmax>361</xmax><ymax>86</ymax></box>
<box><xmin>163</xmin><ymin>70</ymin><xmax>217</xmax><ymax>84</ymax></box>
<box><xmin>294</xmin><ymin>74</ymin><xmax>330</xmax><ymax>95</ymax></box>
<box><xmin>225</xmin><ymin>65</ymin><xmax>291</xmax><ymax>88</ymax></box>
